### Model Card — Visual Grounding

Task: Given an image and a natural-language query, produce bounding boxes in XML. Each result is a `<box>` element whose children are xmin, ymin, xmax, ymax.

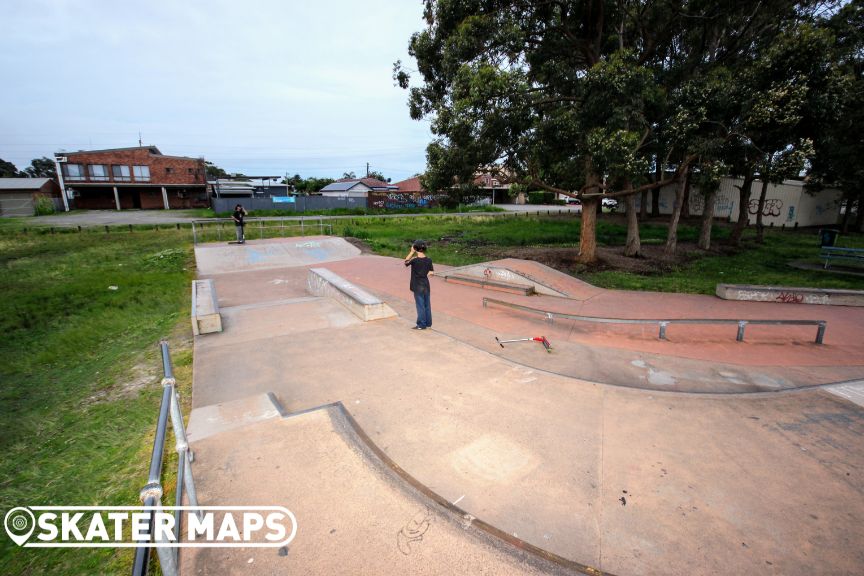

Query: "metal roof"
<box><xmin>320</xmin><ymin>181</ymin><xmax>366</xmax><ymax>192</ymax></box>
<box><xmin>0</xmin><ymin>178</ymin><xmax>53</xmax><ymax>190</ymax></box>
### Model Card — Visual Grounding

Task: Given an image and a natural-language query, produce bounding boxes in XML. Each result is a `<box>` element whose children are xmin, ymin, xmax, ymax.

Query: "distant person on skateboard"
<box><xmin>404</xmin><ymin>240</ymin><xmax>434</xmax><ymax>330</ymax></box>
<box><xmin>232</xmin><ymin>204</ymin><xmax>247</xmax><ymax>244</ymax></box>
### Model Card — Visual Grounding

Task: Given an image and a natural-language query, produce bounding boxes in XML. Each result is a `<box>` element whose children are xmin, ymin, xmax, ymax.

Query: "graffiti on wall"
<box><xmin>368</xmin><ymin>192</ymin><xmax>448</xmax><ymax>210</ymax></box>
<box><xmin>748</xmin><ymin>198</ymin><xmax>783</xmax><ymax>217</ymax></box>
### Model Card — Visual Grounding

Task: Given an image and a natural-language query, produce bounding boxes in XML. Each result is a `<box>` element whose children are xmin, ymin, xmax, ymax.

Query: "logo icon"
<box><xmin>4</xmin><ymin>507</ymin><xmax>35</xmax><ymax>546</ymax></box>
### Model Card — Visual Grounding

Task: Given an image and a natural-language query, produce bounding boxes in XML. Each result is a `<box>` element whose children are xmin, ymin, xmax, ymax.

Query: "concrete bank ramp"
<box><xmin>183</xmin><ymin>401</ymin><xmax>596</xmax><ymax>576</ymax></box>
<box><xmin>194</xmin><ymin>236</ymin><xmax>361</xmax><ymax>275</ymax></box>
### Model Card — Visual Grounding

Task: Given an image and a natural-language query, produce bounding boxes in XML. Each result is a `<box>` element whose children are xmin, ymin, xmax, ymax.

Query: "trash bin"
<box><xmin>819</xmin><ymin>228</ymin><xmax>839</xmax><ymax>247</ymax></box>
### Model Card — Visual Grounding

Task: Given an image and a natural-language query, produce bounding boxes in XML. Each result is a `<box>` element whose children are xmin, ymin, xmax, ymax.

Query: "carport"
<box><xmin>0</xmin><ymin>178</ymin><xmax>62</xmax><ymax>216</ymax></box>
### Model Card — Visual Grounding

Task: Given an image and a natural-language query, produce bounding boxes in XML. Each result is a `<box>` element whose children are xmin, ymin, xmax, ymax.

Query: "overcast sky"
<box><xmin>0</xmin><ymin>0</ymin><xmax>431</xmax><ymax>181</ymax></box>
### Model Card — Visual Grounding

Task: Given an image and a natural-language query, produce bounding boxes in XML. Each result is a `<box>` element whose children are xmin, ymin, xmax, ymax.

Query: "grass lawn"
<box><xmin>329</xmin><ymin>213</ymin><xmax>864</xmax><ymax>293</ymax></box>
<box><xmin>0</xmin><ymin>212</ymin><xmax>860</xmax><ymax>575</ymax></box>
<box><xmin>0</xmin><ymin>228</ymin><xmax>194</xmax><ymax>575</ymax></box>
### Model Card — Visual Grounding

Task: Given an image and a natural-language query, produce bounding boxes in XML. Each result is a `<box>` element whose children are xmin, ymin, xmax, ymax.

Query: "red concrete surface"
<box><xmin>323</xmin><ymin>255</ymin><xmax>864</xmax><ymax>368</ymax></box>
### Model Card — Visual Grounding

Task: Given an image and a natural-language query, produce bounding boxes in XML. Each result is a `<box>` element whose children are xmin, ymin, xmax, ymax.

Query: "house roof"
<box><xmin>320</xmin><ymin>181</ymin><xmax>368</xmax><ymax>192</ymax></box>
<box><xmin>0</xmin><ymin>178</ymin><xmax>53</xmax><ymax>190</ymax></box>
<box><xmin>56</xmin><ymin>146</ymin><xmax>202</xmax><ymax>162</ymax></box>
<box><xmin>393</xmin><ymin>176</ymin><xmax>425</xmax><ymax>193</ymax></box>
<box><xmin>59</xmin><ymin>146</ymin><xmax>162</xmax><ymax>156</ymax></box>
<box><xmin>322</xmin><ymin>178</ymin><xmax>398</xmax><ymax>193</ymax></box>
<box><xmin>336</xmin><ymin>177</ymin><xmax>393</xmax><ymax>188</ymax></box>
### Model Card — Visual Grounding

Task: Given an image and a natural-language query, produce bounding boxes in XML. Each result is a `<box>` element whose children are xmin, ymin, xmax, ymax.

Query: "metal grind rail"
<box><xmin>192</xmin><ymin>217</ymin><xmax>333</xmax><ymax>244</ymax></box>
<box><xmin>131</xmin><ymin>341</ymin><xmax>200</xmax><ymax>576</ymax></box>
<box><xmin>482</xmin><ymin>297</ymin><xmax>827</xmax><ymax>344</ymax></box>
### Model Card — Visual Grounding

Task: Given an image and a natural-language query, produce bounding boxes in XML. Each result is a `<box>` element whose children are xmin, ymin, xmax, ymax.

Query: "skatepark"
<box><xmin>183</xmin><ymin>236</ymin><xmax>864</xmax><ymax>575</ymax></box>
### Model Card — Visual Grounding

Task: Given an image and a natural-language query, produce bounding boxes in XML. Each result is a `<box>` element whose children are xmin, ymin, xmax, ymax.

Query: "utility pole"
<box><xmin>366</xmin><ymin>162</ymin><xmax>370</xmax><ymax>178</ymax></box>
<box><xmin>138</xmin><ymin>132</ymin><xmax>142</xmax><ymax>146</ymax></box>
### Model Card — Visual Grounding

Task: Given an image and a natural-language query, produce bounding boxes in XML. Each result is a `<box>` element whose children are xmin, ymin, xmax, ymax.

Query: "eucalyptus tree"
<box><xmin>808</xmin><ymin>0</ymin><xmax>864</xmax><ymax>233</ymax></box>
<box><xmin>397</xmin><ymin>0</ymin><xmax>836</xmax><ymax>262</ymax></box>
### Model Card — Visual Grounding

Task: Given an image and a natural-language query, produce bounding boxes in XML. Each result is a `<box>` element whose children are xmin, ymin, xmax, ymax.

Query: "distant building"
<box><xmin>319</xmin><ymin>177</ymin><xmax>397</xmax><ymax>198</ymax></box>
<box><xmin>55</xmin><ymin>146</ymin><xmax>207</xmax><ymax>210</ymax></box>
<box><xmin>209</xmin><ymin>178</ymin><xmax>289</xmax><ymax>198</ymax></box>
<box><xmin>0</xmin><ymin>178</ymin><xmax>62</xmax><ymax>216</ymax></box>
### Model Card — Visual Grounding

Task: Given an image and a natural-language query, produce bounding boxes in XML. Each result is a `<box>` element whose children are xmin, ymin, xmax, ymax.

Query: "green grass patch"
<box><xmin>0</xmin><ymin>229</ymin><xmax>194</xmax><ymax>575</ymax></box>
<box><xmin>584</xmin><ymin>229</ymin><xmax>864</xmax><ymax>294</ymax></box>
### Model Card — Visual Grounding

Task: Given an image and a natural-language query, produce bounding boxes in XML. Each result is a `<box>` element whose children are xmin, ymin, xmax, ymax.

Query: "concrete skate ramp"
<box><xmin>183</xmin><ymin>402</ymin><xmax>596</xmax><ymax>575</ymax></box>
<box><xmin>443</xmin><ymin>259</ymin><xmax>598</xmax><ymax>298</ymax></box>
<box><xmin>194</xmin><ymin>236</ymin><xmax>361</xmax><ymax>275</ymax></box>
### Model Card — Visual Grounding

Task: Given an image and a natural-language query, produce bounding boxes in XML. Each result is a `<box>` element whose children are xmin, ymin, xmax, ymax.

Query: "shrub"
<box><xmin>33</xmin><ymin>194</ymin><xmax>56</xmax><ymax>216</ymax></box>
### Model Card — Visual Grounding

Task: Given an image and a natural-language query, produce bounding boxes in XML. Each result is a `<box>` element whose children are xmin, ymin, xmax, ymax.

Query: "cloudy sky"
<box><xmin>0</xmin><ymin>0</ymin><xmax>431</xmax><ymax>181</ymax></box>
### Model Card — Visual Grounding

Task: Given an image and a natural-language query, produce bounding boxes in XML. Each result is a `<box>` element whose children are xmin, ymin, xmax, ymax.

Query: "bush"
<box><xmin>33</xmin><ymin>194</ymin><xmax>56</xmax><ymax>216</ymax></box>
<box><xmin>527</xmin><ymin>191</ymin><xmax>555</xmax><ymax>204</ymax></box>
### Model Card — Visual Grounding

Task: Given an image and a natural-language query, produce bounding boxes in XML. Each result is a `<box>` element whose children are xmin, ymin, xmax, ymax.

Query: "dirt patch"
<box><xmin>83</xmin><ymin>334</ymin><xmax>194</xmax><ymax>406</ymax></box>
<box><xmin>344</xmin><ymin>237</ymin><xmax>375</xmax><ymax>254</ymax></box>
<box><xmin>478</xmin><ymin>242</ymin><xmax>727</xmax><ymax>276</ymax></box>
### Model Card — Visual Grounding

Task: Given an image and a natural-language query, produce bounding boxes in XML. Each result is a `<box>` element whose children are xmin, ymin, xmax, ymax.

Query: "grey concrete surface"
<box><xmin>186</xmin><ymin>238</ymin><xmax>864</xmax><ymax>575</ymax></box>
<box><xmin>183</xmin><ymin>406</ymin><xmax>581</xmax><ymax>575</ymax></box>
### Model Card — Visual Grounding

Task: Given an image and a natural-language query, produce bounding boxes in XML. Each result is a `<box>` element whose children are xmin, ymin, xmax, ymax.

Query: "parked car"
<box><xmin>565</xmin><ymin>197</ymin><xmax>582</xmax><ymax>212</ymax></box>
<box><xmin>601</xmin><ymin>197</ymin><xmax>618</xmax><ymax>211</ymax></box>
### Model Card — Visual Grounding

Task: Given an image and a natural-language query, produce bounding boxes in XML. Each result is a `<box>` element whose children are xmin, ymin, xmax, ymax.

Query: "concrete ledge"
<box><xmin>307</xmin><ymin>267</ymin><xmax>397</xmax><ymax>321</ymax></box>
<box><xmin>716</xmin><ymin>283</ymin><xmax>864</xmax><ymax>307</ymax></box>
<box><xmin>192</xmin><ymin>279</ymin><xmax>223</xmax><ymax>335</ymax></box>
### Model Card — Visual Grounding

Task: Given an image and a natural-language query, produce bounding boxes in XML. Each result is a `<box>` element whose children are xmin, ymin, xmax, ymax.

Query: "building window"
<box><xmin>112</xmin><ymin>165</ymin><xmax>131</xmax><ymax>182</ymax></box>
<box><xmin>165</xmin><ymin>167</ymin><xmax>174</xmax><ymax>174</ymax></box>
<box><xmin>188</xmin><ymin>168</ymin><xmax>194</xmax><ymax>174</ymax></box>
<box><xmin>89</xmin><ymin>164</ymin><xmax>108</xmax><ymax>181</ymax></box>
<box><xmin>63</xmin><ymin>163</ymin><xmax>85</xmax><ymax>181</ymax></box>
<box><xmin>133</xmin><ymin>165</ymin><xmax>150</xmax><ymax>182</ymax></box>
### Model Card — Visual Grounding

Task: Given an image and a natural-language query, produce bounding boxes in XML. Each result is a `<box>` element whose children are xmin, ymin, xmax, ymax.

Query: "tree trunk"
<box><xmin>664</xmin><ymin>168</ymin><xmax>691</xmax><ymax>258</ymax></box>
<box><xmin>578</xmin><ymin>197</ymin><xmax>600</xmax><ymax>263</ymax></box>
<box><xmin>624</xmin><ymin>193</ymin><xmax>641</xmax><ymax>257</ymax></box>
<box><xmin>840</xmin><ymin>193</ymin><xmax>852</xmax><ymax>234</ymax></box>
<box><xmin>697</xmin><ymin>188</ymin><xmax>718</xmax><ymax>250</ymax></box>
<box><xmin>640</xmin><ymin>190</ymin><xmax>648</xmax><ymax>220</ymax></box>
<box><xmin>651</xmin><ymin>160</ymin><xmax>662</xmax><ymax>216</ymax></box>
<box><xmin>855</xmin><ymin>189</ymin><xmax>864</xmax><ymax>233</ymax></box>
<box><xmin>681</xmin><ymin>185</ymin><xmax>691</xmax><ymax>221</ymax></box>
<box><xmin>755</xmin><ymin>178</ymin><xmax>769</xmax><ymax>244</ymax></box>
<box><xmin>729</xmin><ymin>172</ymin><xmax>756</xmax><ymax>246</ymax></box>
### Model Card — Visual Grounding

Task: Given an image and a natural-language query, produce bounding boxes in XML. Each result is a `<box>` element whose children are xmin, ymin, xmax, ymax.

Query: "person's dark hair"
<box><xmin>235</xmin><ymin>204</ymin><xmax>242</xmax><ymax>210</ymax></box>
<box><xmin>412</xmin><ymin>240</ymin><xmax>427</xmax><ymax>252</ymax></box>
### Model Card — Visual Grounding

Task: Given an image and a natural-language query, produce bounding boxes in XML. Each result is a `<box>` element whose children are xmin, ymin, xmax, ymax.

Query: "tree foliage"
<box><xmin>0</xmin><ymin>158</ymin><xmax>24</xmax><ymax>178</ymax></box>
<box><xmin>397</xmin><ymin>0</ymin><xmax>844</xmax><ymax>261</ymax></box>
<box><xmin>24</xmin><ymin>157</ymin><xmax>57</xmax><ymax>179</ymax></box>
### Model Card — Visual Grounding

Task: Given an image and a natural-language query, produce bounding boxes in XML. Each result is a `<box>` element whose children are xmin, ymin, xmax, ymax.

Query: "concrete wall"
<box><xmin>629</xmin><ymin>177</ymin><xmax>842</xmax><ymax>227</ymax></box>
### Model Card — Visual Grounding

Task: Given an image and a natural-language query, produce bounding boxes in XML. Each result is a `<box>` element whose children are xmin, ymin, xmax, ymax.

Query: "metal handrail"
<box><xmin>482</xmin><ymin>297</ymin><xmax>827</xmax><ymax>344</ymax></box>
<box><xmin>191</xmin><ymin>217</ymin><xmax>333</xmax><ymax>244</ymax></box>
<box><xmin>131</xmin><ymin>341</ymin><xmax>200</xmax><ymax>576</ymax></box>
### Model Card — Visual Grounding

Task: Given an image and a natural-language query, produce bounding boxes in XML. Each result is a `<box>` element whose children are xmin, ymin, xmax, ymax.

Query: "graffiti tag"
<box><xmin>775</xmin><ymin>292</ymin><xmax>804</xmax><ymax>304</ymax></box>
<box><xmin>748</xmin><ymin>198</ymin><xmax>783</xmax><ymax>217</ymax></box>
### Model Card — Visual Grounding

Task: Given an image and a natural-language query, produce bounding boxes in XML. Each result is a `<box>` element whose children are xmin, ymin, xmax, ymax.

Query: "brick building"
<box><xmin>56</xmin><ymin>146</ymin><xmax>208</xmax><ymax>210</ymax></box>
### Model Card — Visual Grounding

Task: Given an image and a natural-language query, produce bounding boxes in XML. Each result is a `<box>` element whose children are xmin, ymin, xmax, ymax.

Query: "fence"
<box><xmin>482</xmin><ymin>297</ymin><xmax>828</xmax><ymax>344</ymax></box>
<box><xmin>131</xmin><ymin>341</ymin><xmax>200</xmax><ymax>576</ymax></box>
<box><xmin>191</xmin><ymin>217</ymin><xmax>334</xmax><ymax>244</ymax></box>
<box><xmin>211</xmin><ymin>195</ymin><xmax>366</xmax><ymax>213</ymax></box>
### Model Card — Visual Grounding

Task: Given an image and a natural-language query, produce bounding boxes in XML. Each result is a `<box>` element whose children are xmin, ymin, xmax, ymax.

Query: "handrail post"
<box><xmin>659</xmin><ymin>321</ymin><xmax>669</xmax><ymax>340</ymax></box>
<box><xmin>736</xmin><ymin>321</ymin><xmax>747</xmax><ymax>342</ymax></box>
<box><xmin>816</xmin><ymin>321</ymin><xmax>826</xmax><ymax>345</ymax></box>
